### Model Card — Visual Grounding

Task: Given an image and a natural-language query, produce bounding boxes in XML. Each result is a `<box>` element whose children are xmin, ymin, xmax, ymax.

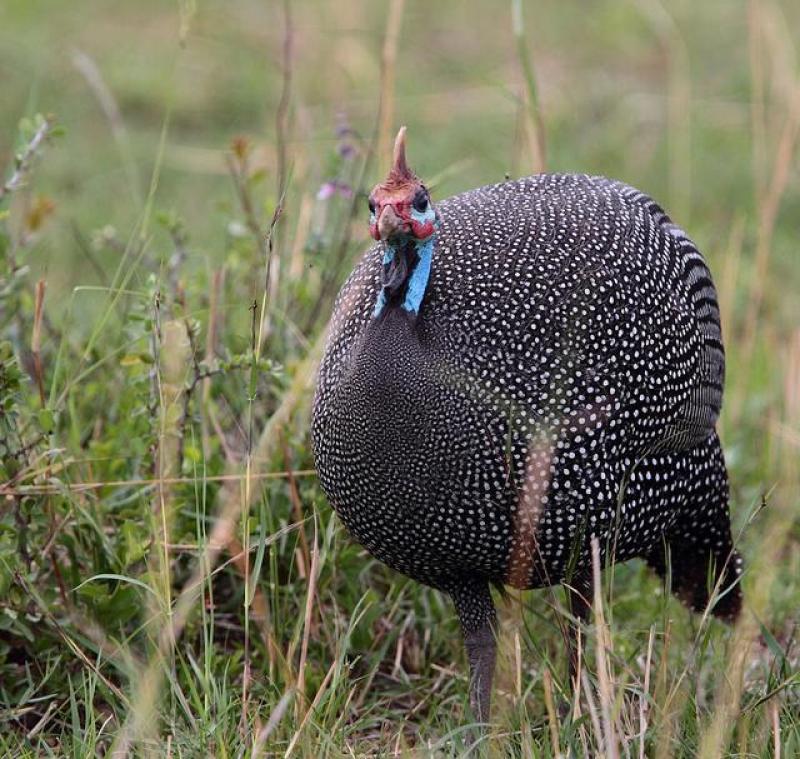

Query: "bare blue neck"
<box><xmin>372</xmin><ymin>233</ymin><xmax>436</xmax><ymax>318</ymax></box>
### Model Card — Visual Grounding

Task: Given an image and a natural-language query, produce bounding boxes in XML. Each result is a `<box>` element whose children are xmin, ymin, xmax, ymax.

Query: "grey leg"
<box><xmin>449</xmin><ymin>578</ymin><xmax>497</xmax><ymax>724</ymax></box>
<box><xmin>564</xmin><ymin>574</ymin><xmax>591</xmax><ymax>691</ymax></box>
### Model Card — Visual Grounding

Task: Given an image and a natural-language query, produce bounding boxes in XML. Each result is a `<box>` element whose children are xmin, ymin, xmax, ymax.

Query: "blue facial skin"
<box><xmin>373</xmin><ymin>206</ymin><xmax>437</xmax><ymax>318</ymax></box>
<box><xmin>401</xmin><ymin>235</ymin><xmax>434</xmax><ymax>314</ymax></box>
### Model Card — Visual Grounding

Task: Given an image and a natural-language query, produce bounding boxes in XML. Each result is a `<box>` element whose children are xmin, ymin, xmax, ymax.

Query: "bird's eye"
<box><xmin>368</xmin><ymin>198</ymin><xmax>376</xmax><ymax>215</ymax></box>
<box><xmin>412</xmin><ymin>190</ymin><xmax>428</xmax><ymax>213</ymax></box>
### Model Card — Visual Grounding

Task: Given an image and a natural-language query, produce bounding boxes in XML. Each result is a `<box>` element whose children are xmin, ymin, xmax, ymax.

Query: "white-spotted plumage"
<box><xmin>312</xmin><ymin>172</ymin><xmax>742</xmax><ymax>717</ymax></box>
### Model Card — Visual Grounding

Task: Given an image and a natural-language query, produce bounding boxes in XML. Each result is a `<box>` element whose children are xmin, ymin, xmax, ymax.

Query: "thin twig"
<box><xmin>296</xmin><ymin>517</ymin><xmax>319</xmax><ymax>705</ymax></box>
<box><xmin>511</xmin><ymin>0</ymin><xmax>546</xmax><ymax>172</ymax></box>
<box><xmin>26</xmin><ymin>698</ymin><xmax>62</xmax><ymax>740</ymax></box>
<box><xmin>283</xmin><ymin>435</ymin><xmax>310</xmax><ymax>577</ymax></box>
<box><xmin>591</xmin><ymin>537</ymin><xmax>619</xmax><ymax>759</ymax></box>
<box><xmin>275</xmin><ymin>0</ymin><xmax>292</xmax><ymax>209</ymax></box>
<box><xmin>31</xmin><ymin>278</ymin><xmax>47</xmax><ymax>407</ymax></box>
<box><xmin>376</xmin><ymin>0</ymin><xmax>406</xmax><ymax>173</ymax></box>
<box><xmin>0</xmin><ymin>116</ymin><xmax>55</xmax><ymax>202</ymax></box>
<box><xmin>738</xmin><ymin>75</ymin><xmax>800</xmax><ymax>394</ymax></box>
<box><xmin>284</xmin><ymin>659</ymin><xmax>337</xmax><ymax>758</ymax></box>
<box><xmin>202</xmin><ymin>267</ymin><xmax>225</xmax><ymax>457</ymax></box>
<box><xmin>251</xmin><ymin>690</ymin><xmax>294</xmax><ymax>759</ymax></box>
<box><xmin>542</xmin><ymin>668</ymin><xmax>560</xmax><ymax>753</ymax></box>
<box><xmin>226</xmin><ymin>148</ymin><xmax>269</xmax><ymax>261</ymax></box>
<box><xmin>0</xmin><ymin>468</ymin><xmax>317</xmax><ymax>497</ymax></box>
<box><xmin>176</xmin><ymin>315</ymin><xmax>243</xmax><ymax>471</ymax></box>
<box><xmin>638</xmin><ymin>624</ymin><xmax>655</xmax><ymax>759</ymax></box>
<box><xmin>241</xmin><ymin>299</ymin><xmax>259</xmax><ymax>735</ymax></box>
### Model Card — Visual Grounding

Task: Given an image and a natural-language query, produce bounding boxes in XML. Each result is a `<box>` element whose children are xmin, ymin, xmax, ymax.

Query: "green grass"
<box><xmin>1</xmin><ymin>0</ymin><xmax>799</xmax><ymax>755</ymax></box>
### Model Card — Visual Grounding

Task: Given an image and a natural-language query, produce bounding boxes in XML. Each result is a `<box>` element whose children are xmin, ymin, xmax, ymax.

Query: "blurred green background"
<box><xmin>1</xmin><ymin>0</ymin><xmax>799</xmax><ymax>754</ymax></box>
<box><xmin>2</xmin><ymin>0</ymin><xmax>798</xmax><ymax>319</ymax></box>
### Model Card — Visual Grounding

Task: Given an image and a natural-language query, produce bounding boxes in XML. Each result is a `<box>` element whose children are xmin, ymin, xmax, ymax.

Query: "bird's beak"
<box><xmin>377</xmin><ymin>205</ymin><xmax>407</xmax><ymax>241</ymax></box>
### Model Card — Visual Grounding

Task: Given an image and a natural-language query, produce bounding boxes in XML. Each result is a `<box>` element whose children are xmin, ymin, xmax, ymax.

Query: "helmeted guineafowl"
<box><xmin>312</xmin><ymin>127</ymin><xmax>743</xmax><ymax>723</ymax></box>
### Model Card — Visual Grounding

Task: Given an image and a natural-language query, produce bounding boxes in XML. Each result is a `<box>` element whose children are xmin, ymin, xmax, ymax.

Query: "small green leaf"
<box><xmin>757</xmin><ymin>618</ymin><xmax>786</xmax><ymax>668</ymax></box>
<box><xmin>74</xmin><ymin>573</ymin><xmax>158</xmax><ymax>600</ymax></box>
<box><xmin>38</xmin><ymin>408</ymin><xmax>55</xmax><ymax>433</ymax></box>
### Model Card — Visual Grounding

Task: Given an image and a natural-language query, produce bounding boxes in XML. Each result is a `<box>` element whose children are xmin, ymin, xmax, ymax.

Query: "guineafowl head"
<box><xmin>368</xmin><ymin>127</ymin><xmax>438</xmax><ymax>317</ymax></box>
<box><xmin>368</xmin><ymin>126</ymin><xmax>436</xmax><ymax>244</ymax></box>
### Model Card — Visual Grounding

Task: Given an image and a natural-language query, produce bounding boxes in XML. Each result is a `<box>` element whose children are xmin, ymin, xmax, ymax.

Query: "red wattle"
<box><xmin>410</xmin><ymin>218</ymin><xmax>434</xmax><ymax>239</ymax></box>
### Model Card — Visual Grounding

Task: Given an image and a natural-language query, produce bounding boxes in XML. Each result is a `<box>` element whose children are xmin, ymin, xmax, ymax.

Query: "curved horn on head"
<box><xmin>392</xmin><ymin>126</ymin><xmax>409</xmax><ymax>175</ymax></box>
